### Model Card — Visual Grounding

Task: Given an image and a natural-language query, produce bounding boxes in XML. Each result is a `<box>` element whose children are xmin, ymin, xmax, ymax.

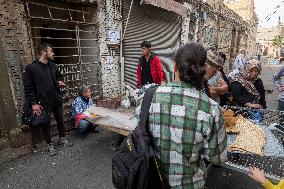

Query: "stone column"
<box><xmin>97</xmin><ymin>0</ymin><xmax>122</xmax><ymax>97</ymax></box>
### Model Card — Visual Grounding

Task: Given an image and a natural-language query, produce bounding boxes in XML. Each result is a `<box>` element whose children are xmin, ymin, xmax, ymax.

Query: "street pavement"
<box><xmin>0</xmin><ymin>64</ymin><xmax>282</xmax><ymax>189</ymax></box>
<box><xmin>0</xmin><ymin>130</ymin><xmax>115</xmax><ymax>189</ymax></box>
<box><xmin>0</xmin><ymin>128</ymin><xmax>265</xmax><ymax>189</ymax></box>
<box><xmin>260</xmin><ymin>64</ymin><xmax>282</xmax><ymax>110</ymax></box>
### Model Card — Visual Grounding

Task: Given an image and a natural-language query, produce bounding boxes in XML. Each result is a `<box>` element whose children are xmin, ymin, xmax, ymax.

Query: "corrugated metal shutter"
<box><xmin>122</xmin><ymin>0</ymin><xmax>181</xmax><ymax>88</ymax></box>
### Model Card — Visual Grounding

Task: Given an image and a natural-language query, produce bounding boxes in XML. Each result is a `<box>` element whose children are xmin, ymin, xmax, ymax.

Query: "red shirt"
<box><xmin>136</xmin><ymin>53</ymin><xmax>165</xmax><ymax>88</ymax></box>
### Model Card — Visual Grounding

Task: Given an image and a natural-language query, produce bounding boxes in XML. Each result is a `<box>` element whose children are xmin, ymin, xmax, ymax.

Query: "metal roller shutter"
<box><xmin>122</xmin><ymin>0</ymin><xmax>181</xmax><ymax>88</ymax></box>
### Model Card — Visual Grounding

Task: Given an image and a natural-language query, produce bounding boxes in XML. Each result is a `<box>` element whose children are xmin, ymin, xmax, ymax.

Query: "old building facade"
<box><xmin>0</xmin><ymin>0</ymin><xmax>256</xmax><ymax>149</ymax></box>
<box><xmin>224</xmin><ymin>0</ymin><xmax>258</xmax><ymax>58</ymax></box>
<box><xmin>0</xmin><ymin>0</ymin><xmax>122</xmax><ymax>148</ymax></box>
<box><xmin>257</xmin><ymin>20</ymin><xmax>284</xmax><ymax>58</ymax></box>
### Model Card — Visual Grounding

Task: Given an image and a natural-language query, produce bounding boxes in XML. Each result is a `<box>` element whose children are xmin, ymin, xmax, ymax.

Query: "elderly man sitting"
<box><xmin>72</xmin><ymin>85</ymin><xmax>98</xmax><ymax>137</ymax></box>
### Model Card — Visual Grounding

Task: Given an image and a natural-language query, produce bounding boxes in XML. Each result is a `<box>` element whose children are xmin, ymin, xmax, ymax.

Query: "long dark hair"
<box><xmin>174</xmin><ymin>43</ymin><xmax>207</xmax><ymax>90</ymax></box>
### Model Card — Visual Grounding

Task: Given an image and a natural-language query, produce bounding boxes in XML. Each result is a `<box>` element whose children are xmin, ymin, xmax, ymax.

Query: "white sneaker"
<box><xmin>59</xmin><ymin>137</ymin><xmax>73</xmax><ymax>147</ymax></box>
<box><xmin>47</xmin><ymin>143</ymin><xmax>57</xmax><ymax>156</ymax></box>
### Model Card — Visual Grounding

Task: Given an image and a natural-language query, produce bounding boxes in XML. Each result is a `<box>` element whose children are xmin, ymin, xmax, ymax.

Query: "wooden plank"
<box><xmin>86</xmin><ymin>116</ymin><xmax>131</xmax><ymax>135</ymax></box>
<box><xmin>99</xmin><ymin>125</ymin><xmax>130</xmax><ymax>136</ymax></box>
<box><xmin>86</xmin><ymin>106</ymin><xmax>135</xmax><ymax>131</ymax></box>
<box><xmin>84</xmin><ymin>106</ymin><xmax>135</xmax><ymax>136</ymax></box>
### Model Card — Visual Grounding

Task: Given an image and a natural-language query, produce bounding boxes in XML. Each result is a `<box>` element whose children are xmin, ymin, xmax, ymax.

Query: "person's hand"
<box><xmin>161</xmin><ymin>81</ymin><xmax>166</xmax><ymax>85</ymax></box>
<box><xmin>246</xmin><ymin>103</ymin><xmax>262</xmax><ymax>109</ymax></box>
<box><xmin>219</xmin><ymin>106</ymin><xmax>226</xmax><ymax>113</ymax></box>
<box><xmin>209</xmin><ymin>88</ymin><xmax>218</xmax><ymax>98</ymax></box>
<box><xmin>58</xmin><ymin>81</ymin><xmax>66</xmax><ymax>87</ymax></box>
<box><xmin>32</xmin><ymin>104</ymin><xmax>43</xmax><ymax>115</ymax></box>
<box><xmin>249</xmin><ymin>103</ymin><xmax>263</xmax><ymax>109</ymax></box>
<box><xmin>248</xmin><ymin>167</ymin><xmax>267</xmax><ymax>184</ymax></box>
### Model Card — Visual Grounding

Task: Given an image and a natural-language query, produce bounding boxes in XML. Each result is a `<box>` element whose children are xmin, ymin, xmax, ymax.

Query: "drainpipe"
<box><xmin>120</xmin><ymin>0</ymin><xmax>134</xmax><ymax>93</ymax></box>
<box><xmin>120</xmin><ymin>26</ymin><xmax>124</xmax><ymax>93</ymax></box>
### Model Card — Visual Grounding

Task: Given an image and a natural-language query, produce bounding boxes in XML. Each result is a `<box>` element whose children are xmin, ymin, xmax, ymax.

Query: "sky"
<box><xmin>254</xmin><ymin>0</ymin><xmax>284</xmax><ymax>28</ymax></box>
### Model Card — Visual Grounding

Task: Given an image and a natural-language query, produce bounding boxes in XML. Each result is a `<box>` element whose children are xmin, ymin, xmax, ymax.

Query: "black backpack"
<box><xmin>112</xmin><ymin>85</ymin><xmax>169</xmax><ymax>189</ymax></box>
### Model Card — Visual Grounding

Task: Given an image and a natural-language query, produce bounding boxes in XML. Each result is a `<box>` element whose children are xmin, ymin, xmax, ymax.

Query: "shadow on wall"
<box><xmin>160</xmin><ymin>57</ymin><xmax>174</xmax><ymax>82</ymax></box>
<box><xmin>157</xmin><ymin>44</ymin><xmax>179</xmax><ymax>83</ymax></box>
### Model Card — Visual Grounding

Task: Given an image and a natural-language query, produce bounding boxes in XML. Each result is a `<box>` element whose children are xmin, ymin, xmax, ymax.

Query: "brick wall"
<box><xmin>0</xmin><ymin>0</ymin><xmax>33</xmax><ymax>128</ymax></box>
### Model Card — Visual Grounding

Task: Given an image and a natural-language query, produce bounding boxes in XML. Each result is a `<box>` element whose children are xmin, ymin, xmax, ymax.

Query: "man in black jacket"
<box><xmin>23</xmin><ymin>43</ymin><xmax>72</xmax><ymax>156</ymax></box>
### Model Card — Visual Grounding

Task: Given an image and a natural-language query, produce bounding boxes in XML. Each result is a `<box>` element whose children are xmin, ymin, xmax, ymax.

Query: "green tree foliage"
<box><xmin>272</xmin><ymin>35</ymin><xmax>284</xmax><ymax>48</ymax></box>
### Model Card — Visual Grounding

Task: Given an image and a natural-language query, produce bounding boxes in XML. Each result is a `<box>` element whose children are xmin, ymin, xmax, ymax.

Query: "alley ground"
<box><xmin>0</xmin><ymin>64</ymin><xmax>282</xmax><ymax>189</ymax></box>
<box><xmin>0</xmin><ymin>129</ymin><xmax>264</xmax><ymax>189</ymax></box>
<box><xmin>260</xmin><ymin>64</ymin><xmax>281</xmax><ymax>110</ymax></box>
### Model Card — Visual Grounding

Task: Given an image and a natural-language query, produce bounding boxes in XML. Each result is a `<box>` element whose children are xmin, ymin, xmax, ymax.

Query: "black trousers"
<box><xmin>41</xmin><ymin>103</ymin><xmax>65</xmax><ymax>144</ymax></box>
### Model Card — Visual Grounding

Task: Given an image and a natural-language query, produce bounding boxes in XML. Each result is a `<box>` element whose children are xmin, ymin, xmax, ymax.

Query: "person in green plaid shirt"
<box><xmin>147</xmin><ymin>43</ymin><xmax>227</xmax><ymax>189</ymax></box>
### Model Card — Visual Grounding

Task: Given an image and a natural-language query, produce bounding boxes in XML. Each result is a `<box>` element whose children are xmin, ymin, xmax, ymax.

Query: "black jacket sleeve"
<box><xmin>23</xmin><ymin>65</ymin><xmax>38</xmax><ymax>105</ymax></box>
<box><xmin>254</xmin><ymin>78</ymin><xmax>266</xmax><ymax>109</ymax></box>
<box><xmin>231</xmin><ymin>81</ymin><xmax>252</xmax><ymax>107</ymax></box>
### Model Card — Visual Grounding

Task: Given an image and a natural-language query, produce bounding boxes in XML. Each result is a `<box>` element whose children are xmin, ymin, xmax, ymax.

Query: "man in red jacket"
<box><xmin>136</xmin><ymin>40</ymin><xmax>166</xmax><ymax>88</ymax></box>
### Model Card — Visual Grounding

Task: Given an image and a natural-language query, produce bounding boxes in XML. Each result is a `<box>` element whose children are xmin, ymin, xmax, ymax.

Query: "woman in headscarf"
<box><xmin>231</xmin><ymin>59</ymin><xmax>266</xmax><ymax>109</ymax></box>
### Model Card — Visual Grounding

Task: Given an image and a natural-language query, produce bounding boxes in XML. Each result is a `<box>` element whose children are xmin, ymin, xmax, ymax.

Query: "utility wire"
<box><xmin>259</xmin><ymin>1</ymin><xmax>284</xmax><ymax>26</ymax></box>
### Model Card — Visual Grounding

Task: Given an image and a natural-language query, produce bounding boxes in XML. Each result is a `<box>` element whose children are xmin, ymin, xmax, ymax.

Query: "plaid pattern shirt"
<box><xmin>148</xmin><ymin>82</ymin><xmax>227</xmax><ymax>189</ymax></box>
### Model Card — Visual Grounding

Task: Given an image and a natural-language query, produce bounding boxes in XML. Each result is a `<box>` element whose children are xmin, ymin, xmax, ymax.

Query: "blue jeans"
<box><xmin>77</xmin><ymin>120</ymin><xmax>92</xmax><ymax>135</ymax></box>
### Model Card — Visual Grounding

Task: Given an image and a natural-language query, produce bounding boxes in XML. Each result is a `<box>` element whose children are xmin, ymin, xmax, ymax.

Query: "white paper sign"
<box><xmin>108</xmin><ymin>30</ymin><xmax>120</xmax><ymax>44</ymax></box>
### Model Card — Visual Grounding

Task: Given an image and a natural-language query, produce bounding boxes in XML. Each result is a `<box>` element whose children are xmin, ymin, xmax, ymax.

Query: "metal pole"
<box><xmin>122</xmin><ymin>0</ymin><xmax>134</xmax><ymax>40</ymax></box>
<box><xmin>120</xmin><ymin>24</ymin><xmax>124</xmax><ymax>93</ymax></box>
<box><xmin>120</xmin><ymin>0</ymin><xmax>134</xmax><ymax>92</ymax></box>
<box><xmin>76</xmin><ymin>24</ymin><xmax>83</xmax><ymax>95</ymax></box>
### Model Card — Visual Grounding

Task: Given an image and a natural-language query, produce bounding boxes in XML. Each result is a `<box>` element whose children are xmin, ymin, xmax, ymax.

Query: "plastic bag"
<box><xmin>121</xmin><ymin>96</ymin><xmax>131</xmax><ymax>108</ymax></box>
<box><xmin>124</xmin><ymin>85</ymin><xmax>139</xmax><ymax>105</ymax></box>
